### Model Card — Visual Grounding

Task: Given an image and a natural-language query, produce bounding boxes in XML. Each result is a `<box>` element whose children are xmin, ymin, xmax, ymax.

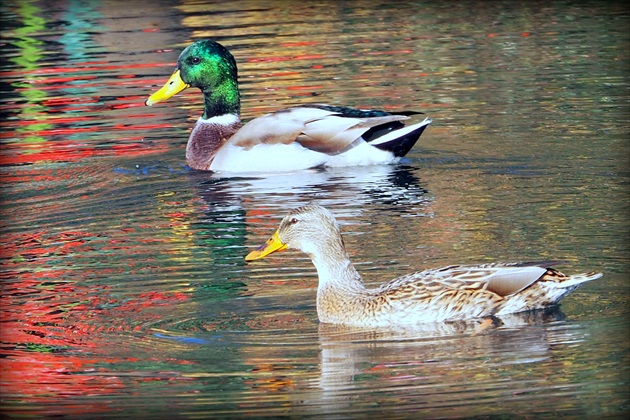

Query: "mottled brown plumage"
<box><xmin>246</xmin><ymin>205</ymin><xmax>602</xmax><ymax>327</ymax></box>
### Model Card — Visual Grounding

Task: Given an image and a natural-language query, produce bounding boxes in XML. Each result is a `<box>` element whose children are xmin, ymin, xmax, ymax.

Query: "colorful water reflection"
<box><xmin>1</xmin><ymin>0</ymin><xmax>628</xmax><ymax>418</ymax></box>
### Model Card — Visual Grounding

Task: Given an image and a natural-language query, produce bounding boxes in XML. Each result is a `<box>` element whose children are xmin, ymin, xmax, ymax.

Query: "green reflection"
<box><xmin>10</xmin><ymin>1</ymin><xmax>51</xmax><ymax>143</ymax></box>
<box><xmin>56</xmin><ymin>1</ymin><xmax>106</xmax><ymax>145</ymax></box>
<box><xmin>59</xmin><ymin>0</ymin><xmax>104</xmax><ymax>62</ymax></box>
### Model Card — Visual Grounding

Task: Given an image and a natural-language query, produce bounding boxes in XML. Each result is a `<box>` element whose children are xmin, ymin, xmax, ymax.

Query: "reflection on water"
<box><xmin>315</xmin><ymin>309</ymin><xmax>569</xmax><ymax>416</ymax></box>
<box><xmin>1</xmin><ymin>0</ymin><xmax>628</xmax><ymax>418</ymax></box>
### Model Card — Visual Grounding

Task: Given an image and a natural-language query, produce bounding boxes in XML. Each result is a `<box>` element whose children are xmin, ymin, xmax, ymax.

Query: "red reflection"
<box><xmin>0</xmin><ymin>56</ymin><xmax>178</xmax><ymax>167</ymax></box>
<box><xmin>1</xmin><ymin>227</ymin><xmax>193</xmax><ymax>413</ymax></box>
<box><xmin>0</xmin><ymin>62</ymin><xmax>174</xmax><ymax>78</ymax></box>
<box><xmin>1</xmin><ymin>352</ymin><xmax>126</xmax><ymax>417</ymax></box>
<box><xmin>0</xmin><ymin>141</ymin><xmax>167</xmax><ymax>166</ymax></box>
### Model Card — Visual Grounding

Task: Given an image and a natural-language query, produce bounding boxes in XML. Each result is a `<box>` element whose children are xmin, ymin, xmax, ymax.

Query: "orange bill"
<box><xmin>245</xmin><ymin>230</ymin><xmax>288</xmax><ymax>261</ymax></box>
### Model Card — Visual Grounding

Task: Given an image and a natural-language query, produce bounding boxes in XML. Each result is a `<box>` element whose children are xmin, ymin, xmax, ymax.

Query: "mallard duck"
<box><xmin>145</xmin><ymin>40</ymin><xmax>431</xmax><ymax>172</ymax></box>
<box><xmin>245</xmin><ymin>204</ymin><xmax>602</xmax><ymax>327</ymax></box>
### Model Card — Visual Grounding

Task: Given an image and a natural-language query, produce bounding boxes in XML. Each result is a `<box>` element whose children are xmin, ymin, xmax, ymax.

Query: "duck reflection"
<box><xmin>310</xmin><ymin>308</ymin><xmax>568</xmax><ymax>414</ymax></box>
<box><xmin>192</xmin><ymin>164</ymin><xmax>430</xmax><ymax>213</ymax></box>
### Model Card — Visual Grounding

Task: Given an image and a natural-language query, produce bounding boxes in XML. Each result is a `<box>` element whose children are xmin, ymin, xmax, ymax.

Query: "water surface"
<box><xmin>1</xmin><ymin>0</ymin><xmax>628</xmax><ymax>418</ymax></box>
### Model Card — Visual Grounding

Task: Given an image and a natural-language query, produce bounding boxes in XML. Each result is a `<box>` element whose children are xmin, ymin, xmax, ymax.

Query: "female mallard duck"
<box><xmin>146</xmin><ymin>40</ymin><xmax>431</xmax><ymax>172</ymax></box>
<box><xmin>245</xmin><ymin>205</ymin><xmax>602</xmax><ymax>327</ymax></box>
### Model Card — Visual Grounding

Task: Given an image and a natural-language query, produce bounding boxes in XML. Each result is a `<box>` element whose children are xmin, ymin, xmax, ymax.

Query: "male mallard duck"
<box><xmin>146</xmin><ymin>40</ymin><xmax>431</xmax><ymax>172</ymax></box>
<box><xmin>245</xmin><ymin>205</ymin><xmax>602</xmax><ymax>327</ymax></box>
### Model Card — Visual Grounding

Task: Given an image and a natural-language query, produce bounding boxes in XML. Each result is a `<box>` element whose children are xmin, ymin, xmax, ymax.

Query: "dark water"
<box><xmin>1</xmin><ymin>0</ymin><xmax>628</xmax><ymax>418</ymax></box>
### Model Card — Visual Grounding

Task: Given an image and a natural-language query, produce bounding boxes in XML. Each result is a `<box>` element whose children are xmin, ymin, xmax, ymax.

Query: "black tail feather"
<box><xmin>371</xmin><ymin>124</ymin><xmax>429</xmax><ymax>157</ymax></box>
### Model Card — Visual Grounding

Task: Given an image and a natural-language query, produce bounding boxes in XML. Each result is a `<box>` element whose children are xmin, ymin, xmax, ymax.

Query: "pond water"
<box><xmin>1</xmin><ymin>0</ymin><xmax>628</xmax><ymax>418</ymax></box>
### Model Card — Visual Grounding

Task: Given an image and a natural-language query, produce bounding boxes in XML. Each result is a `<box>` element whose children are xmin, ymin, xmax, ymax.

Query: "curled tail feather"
<box><xmin>558</xmin><ymin>272</ymin><xmax>603</xmax><ymax>289</ymax></box>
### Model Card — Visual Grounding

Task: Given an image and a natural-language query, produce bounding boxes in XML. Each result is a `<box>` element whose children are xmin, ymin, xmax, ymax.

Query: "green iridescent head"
<box><xmin>180</xmin><ymin>40</ymin><xmax>240</xmax><ymax>117</ymax></box>
<box><xmin>146</xmin><ymin>40</ymin><xmax>241</xmax><ymax>118</ymax></box>
<box><xmin>178</xmin><ymin>41</ymin><xmax>237</xmax><ymax>91</ymax></box>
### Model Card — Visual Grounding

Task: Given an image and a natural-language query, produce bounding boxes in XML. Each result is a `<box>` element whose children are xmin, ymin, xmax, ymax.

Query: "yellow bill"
<box><xmin>245</xmin><ymin>230</ymin><xmax>288</xmax><ymax>261</ymax></box>
<box><xmin>145</xmin><ymin>69</ymin><xmax>190</xmax><ymax>106</ymax></box>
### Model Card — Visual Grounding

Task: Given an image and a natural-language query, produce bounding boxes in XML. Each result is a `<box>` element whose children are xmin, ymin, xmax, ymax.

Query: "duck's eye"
<box><xmin>191</xmin><ymin>56</ymin><xmax>201</xmax><ymax>64</ymax></box>
<box><xmin>288</xmin><ymin>218</ymin><xmax>299</xmax><ymax>225</ymax></box>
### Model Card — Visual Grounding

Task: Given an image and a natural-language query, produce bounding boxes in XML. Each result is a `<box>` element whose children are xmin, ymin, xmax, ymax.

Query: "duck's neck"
<box><xmin>313</xmin><ymin>252</ymin><xmax>364</xmax><ymax>291</ymax></box>
<box><xmin>310</xmin><ymin>238</ymin><xmax>369</xmax><ymax>323</ymax></box>
<box><xmin>185</xmin><ymin>77</ymin><xmax>242</xmax><ymax>170</ymax></box>
<box><xmin>201</xmin><ymin>79</ymin><xmax>240</xmax><ymax>119</ymax></box>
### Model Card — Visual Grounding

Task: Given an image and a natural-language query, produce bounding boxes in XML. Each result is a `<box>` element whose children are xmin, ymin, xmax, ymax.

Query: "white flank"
<box><xmin>210</xmin><ymin>138</ymin><xmax>399</xmax><ymax>173</ymax></box>
<box><xmin>210</xmin><ymin>143</ymin><xmax>328</xmax><ymax>173</ymax></box>
<box><xmin>325</xmin><ymin>142</ymin><xmax>397</xmax><ymax>167</ymax></box>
